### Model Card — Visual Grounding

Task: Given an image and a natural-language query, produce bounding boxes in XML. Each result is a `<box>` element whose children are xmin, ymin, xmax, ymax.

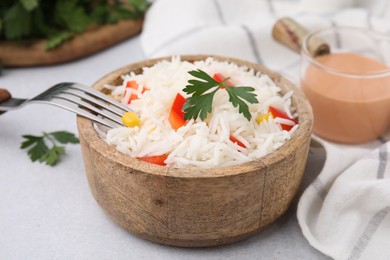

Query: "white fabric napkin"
<box><xmin>298</xmin><ymin>137</ymin><xmax>390</xmax><ymax>260</ymax></box>
<box><xmin>140</xmin><ymin>1</ymin><xmax>390</xmax><ymax>259</ymax></box>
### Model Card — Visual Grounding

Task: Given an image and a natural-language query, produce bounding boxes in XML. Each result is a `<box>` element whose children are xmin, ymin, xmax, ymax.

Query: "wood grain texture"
<box><xmin>272</xmin><ymin>17</ymin><xmax>330</xmax><ymax>57</ymax></box>
<box><xmin>0</xmin><ymin>18</ymin><xmax>143</xmax><ymax>67</ymax></box>
<box><xmin>0</xmin><ymin>88</ymin><xmax>11</xmax><ymax>115</ymax></box>
<box><xmin>0</xmin><ymin>89</ymin><xmax>11</xmax><ymax>103</ymax></box>
<box><xmin>77</xmin><ymin>55</ymin><xmax>313</xmax><ymax>247</ymax></box>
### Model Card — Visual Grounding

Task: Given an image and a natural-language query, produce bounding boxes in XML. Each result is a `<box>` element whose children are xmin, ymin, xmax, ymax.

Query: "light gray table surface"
<box><xmin>0</xmin><ymin>36</ymin><xmax>330</xmax><ymax>260</ymax></box>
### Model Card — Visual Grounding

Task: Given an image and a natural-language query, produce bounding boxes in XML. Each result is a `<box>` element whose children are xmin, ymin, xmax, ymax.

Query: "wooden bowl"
<box><xmin>76</xmin><ymin>55</ymin><xmax>313</xmax><ymax>247</ymax></box>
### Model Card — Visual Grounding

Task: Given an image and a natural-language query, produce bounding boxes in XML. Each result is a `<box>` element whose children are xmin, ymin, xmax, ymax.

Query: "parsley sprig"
<box><xmin>20</xmin><ymin>131</ymin><xmax>79</xmax><ymax>166</ymax></box>
<box><xmin>183</xmin><ymin>70</ymin><xmax>259</xmax><ymax>121</ymax></box>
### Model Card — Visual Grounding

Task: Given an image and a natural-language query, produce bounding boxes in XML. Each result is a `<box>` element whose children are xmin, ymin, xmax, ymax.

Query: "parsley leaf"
<box><xmin>40</xmin><ymin>146</ymin><xmax>65</xmax><ymax>166</ymax></box>
<box><xmin>3</xmin><ymin>2</ymin><xmax>32</xmax><ymax>39</ymax></box>
<box><xmin>46</xmin><ymin>31</ymin><xmax>73</xmax><ymax>50</ymax></box>
<box><xmin>225</xmin><ymin>86</ymin><xmax>259</xmax><ymax>120</ymax></box>
<box><xmin>51</xmin><ymin>131</ymin><xmax>80</xmax><ymax>144</ymax></box>
<box><xmin>129</xmin><ymin>0</ymin><xmax>150</xmax><ymax>13</ymax></box>
<box><xmin>27</xmin><ymin>139</ymin><xmax>49</xmax><ymax>162</ymax></box>
<box><xmin>183</xmin><ymin>69</ymin><xmax>258</xmax><ymax>121</ymax></box>
<box><xmin>54</xmin><ymin>0</ymin><xmax>91</xmax><ymax>33</ymax></box>
<box><xmin>20</xmin><ymin>135</ymin><xmax>42</xmax><ymax>149</ymax></box>
<box><xmin>20</xmin><ymin>131</ymin><xmax>79</xmax><ymax>166</ymax></box>
<box><xmin>20</xmin><ymin>0</ymin><xmax>39</xmax><ymax>12</ymax></box>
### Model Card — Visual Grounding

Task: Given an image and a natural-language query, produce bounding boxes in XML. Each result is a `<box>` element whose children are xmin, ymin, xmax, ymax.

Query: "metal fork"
<box><xmin>0</xmin><ymin>82</ymin><xmax>130</xmax><ymax>128</ymax></box>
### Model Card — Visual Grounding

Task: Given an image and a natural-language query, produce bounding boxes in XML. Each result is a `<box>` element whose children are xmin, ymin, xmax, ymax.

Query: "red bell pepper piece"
<box><xmin>171</xmin><ymin>93</ymin><xmax>186</xmax><ymax>118</ymax></box>
<box><xmin>138</xmin><ymin>154</ymin><xmax>168</xmax><ymax>166</ymax></box>
<box><xmin>169</xmin><ymin>110</ymin><xmax>186</xmax><ymax>131</ymax></box>
<box><xmin>229</xmin><ymin>135</ymin><xmax>246</xmax><ymax>148</ymax></box>
<box><xmin>213</xmin><ymin>73</ymin><xmax>234</xmax><ymax>89</ymax></box>
<box><xmin>268</xmin><ymin>106</ymin><xmax>297</xmax><ymax>131</ymax></box>
<box><xmin>124</xmin><ymin>80</ymin><xmax>148</xmax><ymax>105</ymax></box>
<box><xmin>169</xmin><ymin>93</ymin><xmax>187</xmax><ymax>130</ymax></box>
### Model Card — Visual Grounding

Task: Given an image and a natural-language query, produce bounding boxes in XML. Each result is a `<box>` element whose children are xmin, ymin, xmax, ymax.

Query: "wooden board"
<box><xmin>0</xmin><ymin>18</ymin><xmax>143</xmax><ymax>67</ymax></box>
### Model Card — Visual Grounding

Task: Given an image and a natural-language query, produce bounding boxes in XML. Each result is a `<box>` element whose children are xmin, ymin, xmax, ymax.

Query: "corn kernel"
<box><xmin>122</xmin><ymin>112</ymin><xmax>140</xmax><ymax>127</ymax></box>
<box><xmin>256</xmin><ymin>112</ymin><xmax>273</xmax><ymax>124</ymax></box>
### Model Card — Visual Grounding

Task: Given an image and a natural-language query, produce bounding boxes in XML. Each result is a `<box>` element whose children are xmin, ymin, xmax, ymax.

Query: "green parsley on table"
<box><xmin>0</xmin><ymin>0</ymin><xmax>149</xmax><ymax>49</ymax></box>
<box><xmin>183</xmin><ymin>69</ymin><xmax>259</xmax><ymax>121</ymax></box>
<box><xmin>20</xmin><ymin>131</ymin><xmax>79</xmax><ymax>166</ymax></box>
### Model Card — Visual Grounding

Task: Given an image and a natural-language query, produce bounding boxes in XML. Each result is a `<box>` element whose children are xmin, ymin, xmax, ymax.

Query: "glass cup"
<box><xmin>300</xmin><ymin>27</ymin><xmax>390</xmax><ymax>144</ymax></box>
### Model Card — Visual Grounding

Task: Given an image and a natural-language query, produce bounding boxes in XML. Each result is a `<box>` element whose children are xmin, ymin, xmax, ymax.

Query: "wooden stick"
<box><xmin>0</xmin><ymin>89</ymin><xmax>11</xmax><ymax>103</ymax></box>
<box><xmin>272</xmin><ymin>17</ymin><xmax>330</xmax><ymax>57</ymax></box>
<box><xmin>0</xmin><ymin>88</ymin><xmax>11</xmax><ymax>115</ymax></box>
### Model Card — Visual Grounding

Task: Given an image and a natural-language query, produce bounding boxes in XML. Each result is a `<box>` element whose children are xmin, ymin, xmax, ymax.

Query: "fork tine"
<box><xmin>61</xmin><ymin>88</ymin><xmax>126</xmax><ymax>117</ymax></box>
<box><xmin>67</xmin><ymin>83</ymin><xmax>130</xmax><ymax>112</ymax></box>
<box><xmin>37</xmin><ymin>99</ymin><xmax>120</xmax><ymax>128</ymax></box>
<box><xmin>29</xmin><ymin>82</ymin><xmax>130</xmax><ymax>128</ymax></box>
<box><xmin>52</xmin><ymin>94</ymin><xmax>124</xmax><ymax>126</ymax></box>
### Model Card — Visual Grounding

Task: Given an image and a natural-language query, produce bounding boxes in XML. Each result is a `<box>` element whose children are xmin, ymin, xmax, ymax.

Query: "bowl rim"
<box><xmin>302</xmin><ymin>26</ymin><xmax>390</xmax><ymax>78</ymax></box>
<box><xmin>77</xmin><ymin>55</ymin><xmax>313</xmax><ymax>178</ymax></box>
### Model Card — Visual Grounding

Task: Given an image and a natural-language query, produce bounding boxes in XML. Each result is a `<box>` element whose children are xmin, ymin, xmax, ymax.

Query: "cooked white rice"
<box><xmin>105</xmin><ymin>56</ymin><xmax>298</xmax><ymax>168</ymax></box>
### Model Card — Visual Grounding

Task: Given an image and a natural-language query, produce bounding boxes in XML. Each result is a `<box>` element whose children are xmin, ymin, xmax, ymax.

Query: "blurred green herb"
<box><xmin>20</xmin><ymin>131</ymin><xmax>79</xmax><ymax>166</ymax></box>
<box><xmin>0</xmin><ymin>0</ymin><xmax>149</xmax><ymax>49</ymax></box>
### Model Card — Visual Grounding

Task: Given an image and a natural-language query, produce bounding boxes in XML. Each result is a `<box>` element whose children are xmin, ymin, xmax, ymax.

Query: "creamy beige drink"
<box><xmin>302</xmin><ymin>52</ymin><xmax>390</xmax><ymax>143</ymax></box>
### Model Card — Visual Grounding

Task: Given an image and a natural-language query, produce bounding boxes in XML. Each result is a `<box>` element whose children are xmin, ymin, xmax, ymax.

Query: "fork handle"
<box><xmin>0</xmin><ymin>88</ymin><xmax>11</xmax><ymax>115</ymax></box>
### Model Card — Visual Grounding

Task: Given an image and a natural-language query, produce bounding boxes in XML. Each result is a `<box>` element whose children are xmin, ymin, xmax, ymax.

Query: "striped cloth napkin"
<box><xmin>140</xmin><ymin>1</ymin><xmax>390</xmax><ymax>259</ymax></box>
